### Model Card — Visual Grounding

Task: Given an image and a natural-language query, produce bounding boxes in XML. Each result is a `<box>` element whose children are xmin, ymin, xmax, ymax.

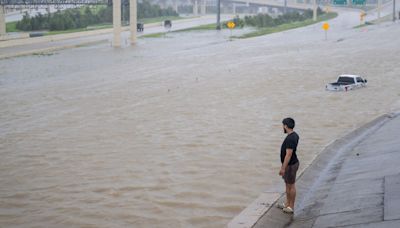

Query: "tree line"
<box><xmin>242</xmin><ymin>7</ymin><xmax>325</xmax><ymax>28</ymax></box>
<box><xmin>16</xmin><ymin>1</ymin><xmax>178</xmax><ymax>31</ymax></box>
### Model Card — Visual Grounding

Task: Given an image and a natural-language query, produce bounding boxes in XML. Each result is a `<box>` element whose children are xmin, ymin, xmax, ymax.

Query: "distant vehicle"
<box><xmin>326</xmin><ymin>75</ymin><xmax>368</xmax><ymax>91</ymax></box>
<box><xmin>137</xmin><ymin>23</ymin><xmax>144</xmax><ymax>32</ymax></box>
<box><xmin>164</xmin><ymin>20</ymin><xmax>172</xmax><ymax>29</ymax></box>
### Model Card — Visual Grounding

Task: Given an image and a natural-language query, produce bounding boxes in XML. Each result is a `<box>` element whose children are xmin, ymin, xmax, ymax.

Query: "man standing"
<box><xmin>278</xmin><ymin>117</ymin><xmax>300</xmax><ymax>214</ymax></box>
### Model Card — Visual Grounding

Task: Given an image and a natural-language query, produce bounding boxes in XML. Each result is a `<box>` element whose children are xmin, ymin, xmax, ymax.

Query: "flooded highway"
<box><xmin>1</xmin><ymin>11</ymin><xmax>400</xmax><ymax>227</ymax></box>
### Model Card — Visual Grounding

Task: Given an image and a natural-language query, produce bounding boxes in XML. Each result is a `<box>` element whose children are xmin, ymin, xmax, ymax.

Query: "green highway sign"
<box><xmin>333</xmin><ymin>0</ymin><xmax>347</xmax><ymax>5</ymax></box>
<box><xmin>352</xmin><ymin>0</ymin><xmax>366</xmax><ymax>4</ymax></box>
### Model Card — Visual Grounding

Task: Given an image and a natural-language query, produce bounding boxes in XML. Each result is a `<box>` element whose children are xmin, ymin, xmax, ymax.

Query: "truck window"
<box><xmin>356</xmin><ymin>77</ymin><xmax>363</xmax><ymax>83</ymax></box>
<box><xmin>338</xmin><ymin>77</ymin><xmax>354</xmax><ymax>84</ymax></box>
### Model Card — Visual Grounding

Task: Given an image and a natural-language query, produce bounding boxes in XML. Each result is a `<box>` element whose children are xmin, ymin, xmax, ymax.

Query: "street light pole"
<box><xmin>284</xmin><ymin>0</ymin><xmax>287</xmax><ymax>13</ymax></box>
<box><xmin>393</xmin><ymin>0</ymin><xmax>396</xmax><ymax>21</ymax></box>
<box><xmin>217</xmin><ymin>0</ymin><xmax>221</xmax><ymax>30</ymax></box>
<box><xmin>378</xmin><ymin>0</ymin><xmax>381</xmax><ymax>21</ymax></box>
<box><xmin>313</xmin><ymin>0</ymin><xmax>317</xmax><ymax>21</ymax></box>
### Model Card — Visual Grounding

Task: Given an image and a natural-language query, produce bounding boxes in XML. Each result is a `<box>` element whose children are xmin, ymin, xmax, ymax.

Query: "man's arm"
<box><xmin>279</xmin><ymin>149</ymin><xmax>293</xmax><ymax>176</ymax></box>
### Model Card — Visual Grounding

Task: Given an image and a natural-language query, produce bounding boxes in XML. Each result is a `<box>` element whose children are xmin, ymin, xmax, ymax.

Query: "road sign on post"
<box><xmin>360</xmin><ymin>11</ymin><xmax>366</xmax><ymax>24</ymax></box>
<box><xmin>227</xmin><ymin>21</ymin><xmax>236</xmax><ymax>29</ymax></box>
<box><xmin>322</xmin><ymin>22</ymin><xmax>329</xmax><ymax>40</ymax></box>
<box><xmin>352</xmin><ymin>0</ymin><xmax>366</xmax><ymax>5</ymax></box>
<box><xmin>333</xmin><ymin>0</ymin><xmax>347</xmax><ymax>5</ymax></box>
<box><xmin>322</xmin><ymin>22</ymin><xmax>330</xmax><ymax>30</ymax></box>
<box><xmin>227</xmin><ymin>21</ymin><xmax>236</xmax><ymax>40</ymax></box>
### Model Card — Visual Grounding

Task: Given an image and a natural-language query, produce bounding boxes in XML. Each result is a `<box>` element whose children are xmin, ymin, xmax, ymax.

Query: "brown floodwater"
<box><xmin>1</xmin><ymin>12</ymin><xmax>400</xmax><ymax>227</ymax></box>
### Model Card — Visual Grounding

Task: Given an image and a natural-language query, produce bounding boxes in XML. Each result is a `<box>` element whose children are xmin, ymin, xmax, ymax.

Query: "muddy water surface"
<box><xmin>1</xmin><ymin>15</ymin><xmax>400</xmax><ymax>227</ymax></box>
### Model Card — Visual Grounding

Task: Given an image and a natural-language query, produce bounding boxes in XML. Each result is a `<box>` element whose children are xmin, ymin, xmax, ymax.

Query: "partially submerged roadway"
<box><xmin>0</xmin><ymin>15</ymin><xmax>233</xmax><ymax>59</ymax></box>
<box><xmin>252</xmin><ymin>112</ymin><xmax>400</xmax><ymax>228</ymax></box>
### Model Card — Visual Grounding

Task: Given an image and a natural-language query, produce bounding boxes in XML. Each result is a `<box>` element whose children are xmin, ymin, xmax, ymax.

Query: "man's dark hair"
<box><xmin>282</xmin><ymin>118</ymin><xmax>295</xmax><ymax>129</ymax></box>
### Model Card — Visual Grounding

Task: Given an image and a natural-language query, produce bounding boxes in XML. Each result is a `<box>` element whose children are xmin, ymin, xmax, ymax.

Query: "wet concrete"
<box><xmin>254</xmin><ymin>113</ymin><xmax>400</xmax><ymax>227</ymax></box>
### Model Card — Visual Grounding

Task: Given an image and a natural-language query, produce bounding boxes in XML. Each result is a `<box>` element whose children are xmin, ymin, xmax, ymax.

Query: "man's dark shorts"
<box><xmin>283</xmin><ymin>162</ymin><xmax>299</xmax><ymax>184</ymax></box>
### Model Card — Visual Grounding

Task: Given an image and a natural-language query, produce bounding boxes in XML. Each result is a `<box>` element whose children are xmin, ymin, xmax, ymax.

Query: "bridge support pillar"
<box><xmin>201</xmin><ymin>0</ymin><xmax>206</xmax><ymax>15</ymax></box>
<box><xmin>174</xmin><ymin>0</ymin><xmax>179</xmax><ymax>13</ymax></box>
<box><xmin>313</xmin><ymin>0</ymin><xmax>317</xmax><ymax>21</ymax></box>
<box><xmin>129</xmin><ymin>0</ymin><xmax>137</xmax><ymax>45</ymax></box>
<box><xmin>113</xmin><ymin>0</ymin><xmax>122</xmax><ymax>47</ymax></box>
<box><xmin>0</xmin><ymin>6</ymin><xmax>6</xmax><ymax>37</ymax></box>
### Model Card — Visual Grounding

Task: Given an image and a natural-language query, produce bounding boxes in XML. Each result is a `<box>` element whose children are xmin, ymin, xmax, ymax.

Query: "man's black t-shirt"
<box><xmin>280</xmin><ymin>132</ymin><xmax>299</xmax><ymax>165</ymax></box>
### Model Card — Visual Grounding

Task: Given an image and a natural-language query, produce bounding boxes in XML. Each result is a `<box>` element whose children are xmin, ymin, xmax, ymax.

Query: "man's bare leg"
<box><xmin>285</xmin><ymin>183</ymin><xmax>291</xmax><ymax>207</ymax></box>
<box><xmin>287</xmin><ymin>183</ymin><xmax>296</xmax><ymax>209</ymax></box>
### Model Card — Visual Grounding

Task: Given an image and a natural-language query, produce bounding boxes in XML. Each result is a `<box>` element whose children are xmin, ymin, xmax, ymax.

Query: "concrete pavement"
<box><xmin>252</xmin><ymin>112</ymin><xmax>400</xmax><ymax>227</ymax></box>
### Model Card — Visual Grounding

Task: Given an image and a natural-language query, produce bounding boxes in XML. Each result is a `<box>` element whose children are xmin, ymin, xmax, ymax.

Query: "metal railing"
<box><xmin>0</xmin><ymin>0</ymin><xmax>110</xmax><ymax>5</ymax></box>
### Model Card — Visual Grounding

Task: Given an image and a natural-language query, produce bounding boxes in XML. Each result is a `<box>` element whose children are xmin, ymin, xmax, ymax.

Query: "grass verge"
<box><xmin>175</xmin><ymin>22</ymin><xmax>222</xmax><ymax>32</ymax></box>
<box><xmin>6</xmin><ymin>21</ymin><xmax>19</xmax><ymax>32</ymax></box>
<box><xmin>46</xmin><ymin>16</ymin><xmax>185</xmax><ymax>35</ymax></box>
<box><xmin>141</xmin><ymin>21</ymin><xmax>227</xmax><ymax>38</ymax></box>
<box><xmin>234</xmin><ymin>12</ymin><xmax>338</xmax><ymax>39</ymax></box>
<box><xmin>139</xmin><ymin>16</ymin><xmax>186</xmax><ymax>24</ymax></box>
<box><xmin>7</xmin><ymin>16</ymin><xmax>185</xmax><ymax>36</ymax></box>
<box><xmin>141</xmin><ymin>32</ymin><xmax>167</xmax><ymax>38</ymax></box>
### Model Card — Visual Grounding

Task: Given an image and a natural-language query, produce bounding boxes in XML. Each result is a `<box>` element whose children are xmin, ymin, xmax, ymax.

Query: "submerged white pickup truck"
<box><xmin>326</xmin><ymin>74</ymin><xmax>368</xmax><ymax>91</ymax></box>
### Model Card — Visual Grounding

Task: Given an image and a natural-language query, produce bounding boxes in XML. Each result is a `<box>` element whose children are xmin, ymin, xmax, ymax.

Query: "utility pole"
<box><xmin>216</xmin><ymin>0</ymin><xmax>221</xmax><ymax>30</ymax></box>
<box><xmin>284</xmin><ymin>0</ymin><xmax>287</xmax><ymax>13</ymax></box>
<box><xmin>378</xmin><ymin>0</ymin><xmax>381</xmax><ymax>21</ymax></box>
<box><xmin>313</xmin><ymin>0</ymin><xmax>317</xmax><ymax>21</ymax></box>
<box><xmin>393</xmin><ymin>0</ymin><xmax>396</xmax><ymax>21</ymax></box>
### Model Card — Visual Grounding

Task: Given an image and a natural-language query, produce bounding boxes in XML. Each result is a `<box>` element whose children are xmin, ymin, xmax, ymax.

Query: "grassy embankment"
<box><xmin>6</xmin><ymin>16</ymin><xmax>184</xmax><ymax>35</ymax></box>
<box><xmin>141</xmin><ymin>22</ymin><xmax>218</xmax><ymax>38</ymax></box>
<box><xmin>142</xmin><ymin>12</ymin><xmax>338</xmax><ymax>39</ymax></box>
<box><xmin>236</xmin><ymin>12</ymin><xmax>338</xmax><ymax>39</ymax></box>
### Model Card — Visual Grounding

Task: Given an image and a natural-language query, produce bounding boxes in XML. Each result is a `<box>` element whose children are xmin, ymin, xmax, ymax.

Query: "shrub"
<box><xmin>15</xmin><ymin>1</ymin><xmax>178</xmax><ymax>31</ymax></box>
<box><xmin>238</xmin><ymin>7</ymin><xmax>325</xmax><ymax>28</ymax></box>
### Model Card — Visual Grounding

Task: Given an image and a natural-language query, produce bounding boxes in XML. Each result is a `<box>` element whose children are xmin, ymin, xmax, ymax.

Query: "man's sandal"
<box><xmin>277</xmin><ymin>202</ymin><xmax>286</xmax><ymax>209</ymax></box>
<box><xmin>283</xmin><ymin>206</ymin><xmax>294</xmax><ymax>214</ymax></box>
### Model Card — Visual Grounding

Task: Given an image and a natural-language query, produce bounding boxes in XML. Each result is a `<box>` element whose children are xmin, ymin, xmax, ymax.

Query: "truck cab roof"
<box><xmin>339</xmin><ymin>74</ymin><xmax>360</xmax><ymax>78</ymax></box>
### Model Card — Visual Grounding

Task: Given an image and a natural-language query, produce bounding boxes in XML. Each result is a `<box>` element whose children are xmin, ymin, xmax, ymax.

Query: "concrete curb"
<box><xmin>229</xmin><ymin>113</ymin><xmax>398</xmax><ymax>228</ymax></box>
<box><xmin>1</xmin><ymin>27</ymin><xmax>117</xmax><ymax>48</ymax></box>
<box><xmin>0</xmin><ymin>39</ymin><xmax>108</xmax><ymax>60</ymax></box>
<box><xmin>228</xmin><ymin>192</ymin><xmax>282</xmax><ymax>228</ymax></box>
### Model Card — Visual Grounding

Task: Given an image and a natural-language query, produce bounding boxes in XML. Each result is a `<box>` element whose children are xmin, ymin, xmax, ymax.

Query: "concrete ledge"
<box><xmin>0</xmin><ymin>39</ymin><xmax>108</xmax><ymax>60</ymax></box>
<box><xmin>384</xmin><ymin>174</ymin><xmax>400</xmax><ymax>221</ymax></box>
<box><xmin>228</xmin><ymin>192</ymin><xmax>281</xmax><ymax>228</ymax></box>
<box><xmin>231</xmin><ymin>113</ymin><xmax>397</xmax><ymax>228</ymax></box>
<box><xmin>0</xmin><ymin>28</ymin><xmax>116</xmax><ymax>48</ymax></box>
<box><xmin>0</xmin><ymin>33</ymin><xmax>30</xmax><ymax>41</ymax></box>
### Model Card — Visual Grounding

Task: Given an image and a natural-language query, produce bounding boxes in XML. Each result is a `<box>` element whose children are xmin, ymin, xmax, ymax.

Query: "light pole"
<box><xmin>217</xmin><ymin>0</ymin><xmax>221</xmax><ymax>30</ymax></box>
<box><xmin>313</xmin><ymin>0</ymin><xmax>317</xmax><ymax>21</ymax></box>
<box><xmin>284</xmin><ymin>0</ymin><xmax>287</xmax><ymax>14</ymax></box>
<box><xmin>393</xmin><ymin>0</ymin><xmax>396</xmax><ymax>21</ymax></box>
<box><xmin>378</xmin><ymin>0</ymin><xmax>381</xmax><ymax>21</ymax></box>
